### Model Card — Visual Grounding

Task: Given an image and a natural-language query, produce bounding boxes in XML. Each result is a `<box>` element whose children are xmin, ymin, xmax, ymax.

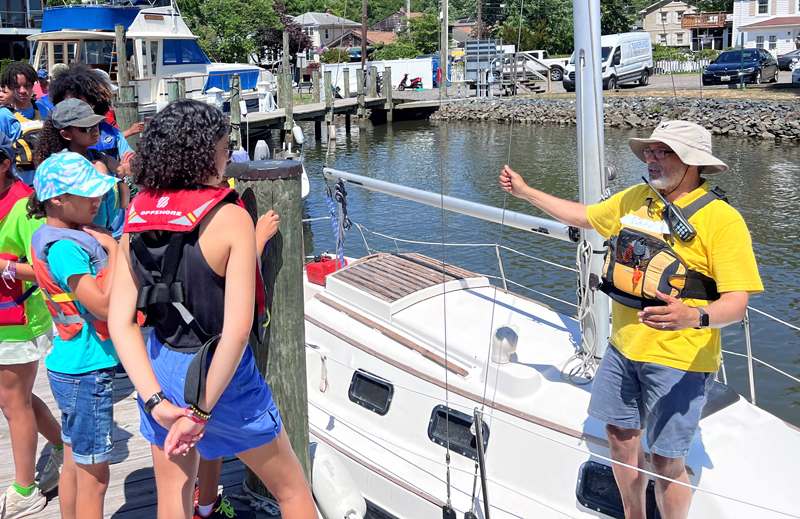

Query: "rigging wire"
<box><xmin>656</xmin><ymin>1</ymin><xmax>679</xmax><ymax>100</ymax></box>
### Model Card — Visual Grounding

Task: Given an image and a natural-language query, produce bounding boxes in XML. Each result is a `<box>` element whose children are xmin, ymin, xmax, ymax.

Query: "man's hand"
<box><xmin>499</xmin><ymin>165</ymin><xmax>530</xmax><ymax>199</ymax></box>
<box><xmin>120</xmin><ymin>151</ymin><xmax>135</xmax><ymax>168</ymax></box>
<box><xmin>256</xmin><ymin>210</ymin><xmax>279</xmax><ymax>255</ymax></box>
<box><xmin>122</xmin><ymin>122</ymin><xmax>145</xmax><ymax>138</ymax></box>
<box><xmin>638</xmin><ymin>291</ymin><xmax>700</xmax><ymax>331</ymax></box>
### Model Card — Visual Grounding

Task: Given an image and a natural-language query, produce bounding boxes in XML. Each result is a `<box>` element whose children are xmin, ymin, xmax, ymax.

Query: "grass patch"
<box><xmin>293</xmin><ymin>93</ymin><xmax>317</xmax><ymax>105</ymax></box>
<box><xmin>541</xmin><ymin>86</ymin><xmax>800</xmax><ymax>101</ymax></box>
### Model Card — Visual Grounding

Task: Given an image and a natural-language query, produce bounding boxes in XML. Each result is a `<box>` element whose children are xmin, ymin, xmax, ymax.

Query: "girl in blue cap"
<box><xmin>0</xmin><ymin>133</ymin><xmax>64</xmax><ymax>518</ymax></box>
<box><xmin>27</xmin><ymin>151</ymin><xmax>121</xmax><ymax>519</ymax></box>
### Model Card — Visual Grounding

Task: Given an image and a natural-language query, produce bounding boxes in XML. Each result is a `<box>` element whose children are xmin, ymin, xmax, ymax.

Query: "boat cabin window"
<box><xmin>348</xmin><ymin>370</ymin><xmax>393</xmax><ymax>416</ymax></box>
<box><xmin>427</xmin><ymin>405</ymin><xmax>489</xmax><ymax>461</ymax></box>
<box><xmin>150</xmin><ymin>40</ymin><xmax>158</xmax><ymax>75</ymax></box>
<box><xmin>82</xmin><ymin>40</ymin><xmax>114</xmax><ymax>66</ymax></box>
<box><xmin>53</xmin><ymin>42</ymin><xmax>78</xmax><ymax>65</ymax></box>
<box><xmin>162</xmin><ymin>39</ymin><xmax>210</xmax><ymax>65</ymax></box>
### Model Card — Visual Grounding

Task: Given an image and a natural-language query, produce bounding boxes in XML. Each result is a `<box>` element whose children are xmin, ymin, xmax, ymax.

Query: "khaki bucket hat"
<box><xmin>628</xmin><ymin>120</ymin><xmax>728</xmax><ymax>174</ymax></box>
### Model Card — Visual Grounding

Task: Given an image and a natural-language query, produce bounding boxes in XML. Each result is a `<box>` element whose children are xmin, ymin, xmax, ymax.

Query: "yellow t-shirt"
<box><xmin>586</xmin><ymin>180</ymin><xmax>763</xmax><ymax>372</ymax></box>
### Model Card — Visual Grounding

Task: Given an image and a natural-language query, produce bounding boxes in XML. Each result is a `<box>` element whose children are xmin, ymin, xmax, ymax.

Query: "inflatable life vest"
<box><xmin>599</xmin><ymin>187</ymin><xmax>728</xmax><ymax>310</ymax></box>
<box><xmin>30</xmin><ymin>226</ymin><xmax>111</xmax><ymax>341</ymax></box>
<box><xmin>8</xmin><ymin>105</ymin><xmax>43</xmax><ymax>172</ymax></box>
<box><xmin>124</xmin><ymin>187</ymin><xmax>270</xmax><ymax>408</ymax></box>
<box><xmin>123</xmin><ymin>187</ymin><xmax>269</xmax><ymax>345</ymax></box>
<box><xmin>0</xmin><ymin>181</ymin><xmax>37</xmax><ymax>326</ymax></box>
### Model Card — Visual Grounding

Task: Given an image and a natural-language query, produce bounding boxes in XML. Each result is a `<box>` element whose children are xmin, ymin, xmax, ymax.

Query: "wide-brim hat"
<box><xmin>628</xmin><ymin>120</ymin><xmax>728</xmax><ymax>174</ymax></box>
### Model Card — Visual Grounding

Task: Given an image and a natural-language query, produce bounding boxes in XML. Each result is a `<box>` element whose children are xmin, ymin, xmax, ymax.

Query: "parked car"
<box><xmin>702</xmin><ymin>48</ymin><xmax>779</xmax><ymax>85</ymax></box>
<box><xmin>778</xmin><ymin>49</ymin><xmax>800</xmax><ymax>70</ymax></box>
<box><xmin>563</xmin><ymin>32</ymin><xmax>653</xmax><ymax>92</ymax></box>
<box><xmin>792</xmin><ymin>64</ymin><xmax>800</xmax><ymax>84</ymax></box>
<box><xmin>524</xmin><ymin>50</ymin><xmax>569</xmax><ymax>81</ymax></box>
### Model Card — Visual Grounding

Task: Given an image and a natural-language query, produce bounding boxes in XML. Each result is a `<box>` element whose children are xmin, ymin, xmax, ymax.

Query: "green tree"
<box><xmin>693</xmin><ymin>0</ymin><xmax>734</xmax><ymax>12</ymax></box>
<box><xmin>371</xmin><ymin>41</ymin><xmax>421</xmax><ymax>60</ymax></box>
<box><xmin>601</xmin><ymin>1</ymin><xmax>634</xmax><ymax>35</ymax></box>
<box><xmin>406</xmin><ymin>13</ymin><xmax>439</xmax><ymax>55</ymax></box>
<box><xmin>187</xmin><ymin>0</ymin><xmax>282</xmax><ymax>63</ymax></box>
<box><xmin>320</xmin><ymin>49</ymin><xmax>351</xmax><ymax>63</ymax></box>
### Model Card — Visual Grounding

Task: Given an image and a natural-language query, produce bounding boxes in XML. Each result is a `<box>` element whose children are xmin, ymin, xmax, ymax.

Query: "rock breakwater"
<box><xmin>430</xmin><ymin>97</ymin><xmax>800</xmax><ymax>140</ymax></box>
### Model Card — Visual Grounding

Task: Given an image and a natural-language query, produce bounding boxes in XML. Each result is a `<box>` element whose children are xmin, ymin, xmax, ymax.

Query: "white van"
<box><xmin>563</xmin><ymin>32</ymin><xmax>653</xmax><ymax>92</ymax></box>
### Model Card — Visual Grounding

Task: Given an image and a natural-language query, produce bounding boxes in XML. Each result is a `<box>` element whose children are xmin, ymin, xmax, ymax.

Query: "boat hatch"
<box><xmin>427</xmin><ymin>405</ymin><xmax>489</xmax><ymax>461</ymax></box>
<box><xmin>576</xmin><ymin>461</ymin><xmax>661</xmax><ymax>519</ymax></box>
<box><xmin>325</xmin><ymin>253</ymin><xmax>489</xmax><ymax>321</ymax></box>
<box><xmin>348</xmin><ymin>370</ymin><xmax>394</xmax><ymax>416</ymax></box>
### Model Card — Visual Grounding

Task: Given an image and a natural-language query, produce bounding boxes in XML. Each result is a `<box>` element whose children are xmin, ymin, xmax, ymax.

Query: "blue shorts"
<box><xmin>138</xmin><ymin>331</ymin><xmax>283</xmax><ymax>459</ymax></box>
<box><xmin>587</xmin><ymin>345</ymin><xmax>715</xmax><ymax>458</ymax></box>
<box><xmin>48</xmin><ymin>368</ymin><xmax>115</xmax><ymax>465</ymax></box>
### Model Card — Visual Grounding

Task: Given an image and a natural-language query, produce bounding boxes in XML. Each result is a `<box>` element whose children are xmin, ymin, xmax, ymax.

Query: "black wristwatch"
<box><xmin>144</xmin><ymin>391</ymin><xmax>166</xmax><ymax>414</ymax></box>
<box><xmin>695</xmin><ymin>308</ymin><xmax>710</xmax><ymax>329</ymax></box>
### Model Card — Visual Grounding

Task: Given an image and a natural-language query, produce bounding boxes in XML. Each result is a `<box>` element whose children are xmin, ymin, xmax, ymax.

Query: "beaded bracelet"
<box><xmin>189</xmin><ymin>404</ymin><xmax>211</xmax><ymax>420</ymax></box>
<box><xmin>184</xmin><ymin>407</ymin><xmax>208</xmax><ymax>425</ymax></box>
<box><xmin>1</xmin><ymin>260</ymin><xmax>15</xmax><ymax>289</ymax></box>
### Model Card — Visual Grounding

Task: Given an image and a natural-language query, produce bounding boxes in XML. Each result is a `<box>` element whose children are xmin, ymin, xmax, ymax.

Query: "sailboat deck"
<box><xmin>330</xmin><ymin>253</ymin><xmax>481</xmax><ymax>303</ymax></box>
<box><xmin>0</xmin><ymin>360</ymin><xmax>273</xmax><ymax>518</ymax></box>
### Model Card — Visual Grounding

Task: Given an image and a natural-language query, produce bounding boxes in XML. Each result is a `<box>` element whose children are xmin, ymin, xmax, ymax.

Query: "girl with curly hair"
<box><xmin>108</xmin><ymin>99</ymin><xmax>315</xmax><ymax>519</ymax></box>
<box><xmin>33</xmin><ymin>98</ymin><xmax>130</xmax><ymax>235</ymax></box>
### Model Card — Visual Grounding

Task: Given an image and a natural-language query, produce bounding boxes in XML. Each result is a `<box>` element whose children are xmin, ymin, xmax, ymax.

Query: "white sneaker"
<box><xmin>0</xmin><ymin>485</ymin><xmax>46</xmax><ymax>519</ymax></box>
<box><xmin>37</xmin><ymin>447</ymin><xmax>64</xmax><ymax>494</ymax></box>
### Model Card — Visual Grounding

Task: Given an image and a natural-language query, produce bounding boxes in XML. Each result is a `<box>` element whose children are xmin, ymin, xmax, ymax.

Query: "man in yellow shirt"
<box><xmin>500</xmin><ymin>121</ymin><xmax>762</xmax><ymax>519</ymax></box>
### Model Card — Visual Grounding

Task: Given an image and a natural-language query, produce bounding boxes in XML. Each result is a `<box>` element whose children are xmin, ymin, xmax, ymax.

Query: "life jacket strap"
<box><xmin>0</xmin><ymin>285</ymin><xmax>39</xmax><ymax>310</ymax></box>
<box><xmin>681</xmin><ymin>186</ymin><xmax>728</xmax><ymax>221</ymax></box>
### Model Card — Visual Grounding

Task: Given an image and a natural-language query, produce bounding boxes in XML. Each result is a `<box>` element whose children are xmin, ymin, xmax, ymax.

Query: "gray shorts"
<box><xmin>588</xmin><ymin>345</ymin><xmax>715</xmax><ymax>458</ymax></box>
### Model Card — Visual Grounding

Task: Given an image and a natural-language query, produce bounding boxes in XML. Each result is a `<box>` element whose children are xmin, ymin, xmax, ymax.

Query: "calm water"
<box><xmin>261</xmin><ymin>118</ymin><xmax>800</xmax><ymax>427</ymax></box>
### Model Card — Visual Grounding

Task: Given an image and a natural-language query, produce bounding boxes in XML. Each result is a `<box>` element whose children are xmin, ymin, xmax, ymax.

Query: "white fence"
<box><xmin>322</xmin><ymin>58</ymin><xmax>435</xmax><ymax>93</ymax></box>
<box><xmin>652</xmin><ymin>58</ymin><xmax>712</xmax><ymax>75</ymax></box>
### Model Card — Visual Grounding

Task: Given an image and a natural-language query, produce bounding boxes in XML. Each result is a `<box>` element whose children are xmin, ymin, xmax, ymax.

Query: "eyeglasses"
<box><xmin>76</xmin><ymin>125</ymin><xmax>99</xmax><ymax>134</ymax></box>
<box><xmin>643</xmin><ymin>149</ymin><xmax>676</xmax><ymax>160</ymax></box>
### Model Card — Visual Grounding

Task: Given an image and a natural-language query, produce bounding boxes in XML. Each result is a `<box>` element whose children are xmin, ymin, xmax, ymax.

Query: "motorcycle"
<box><xmin>397</xmin><ymin>73</ymin><xmax>423</xmax><ymax>90</ymax></box>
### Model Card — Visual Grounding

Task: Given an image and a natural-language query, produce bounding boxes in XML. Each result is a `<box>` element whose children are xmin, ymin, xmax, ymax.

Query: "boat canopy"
<box><xmin>41</xmin><ymin>6</ymin><xmax>140</xmax><ymax>33</ymax></box>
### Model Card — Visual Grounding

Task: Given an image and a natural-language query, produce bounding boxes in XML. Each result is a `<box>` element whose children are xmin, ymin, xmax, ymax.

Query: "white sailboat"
<box><xmin>28</xmin><ymin>0</ymin><xmax>270</xmax><ymax>115</ymax></box>
<box><xmin>298</xmin><ymin>0</ymin><xmax>800</xmax><ymax>517</ymax></box>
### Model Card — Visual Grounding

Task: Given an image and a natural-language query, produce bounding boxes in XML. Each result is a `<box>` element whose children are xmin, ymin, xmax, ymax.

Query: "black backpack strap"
<box><xmin>681</xmin><ymin>187</ymin><xmax>729</xmax><ymax>220</ymax></box>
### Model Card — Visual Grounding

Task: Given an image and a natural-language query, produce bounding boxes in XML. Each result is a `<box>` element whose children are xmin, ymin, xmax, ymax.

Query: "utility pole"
<box><xmin>440</xmin><ymin>0</ymin><xmax>449</xmax><ymax>100</ymax></box>
<box><xmin>361</xmin><ymin>0</ymin><xmax>368</xmax><ymax>71</ymax></box>
<box><xmin>406</xmin><ymin>0</ymin><xmax>411</xmax><ymax>18</ymax></box>
<box><xmin>477</xmin><ymin>0</ymin><xmax>483</xmax><ymax>40</ymax></box>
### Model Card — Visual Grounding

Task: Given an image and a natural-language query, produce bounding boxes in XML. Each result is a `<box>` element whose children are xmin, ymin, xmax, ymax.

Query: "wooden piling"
<box><xmin>167</xmin><ymin>80</ymin><xmax>179</xmax><ymax>103</ymax></box>
<box><xmin>343</xmin><ymin>68</ymin><xmax>350</xmax><ymax>98</ymax></box>
<box><xmin>312</xmin><ymin>70</ymin><xmax>321</xmax><ymax>103</ymax></box>
<box><xmin>384</xmin><ymin>67</ymin><xmax>393</xmax><ymax>123</ymax></box>
<box><xmin>282</xmin><ymin>31</ymin><xmax>290</xmax><ymax>75</ymax></box>
<box><xmin>114</xmin><ymin>24</ymin><xmax>128</xmax><ymax>86</ymax></box>
<box><xmin>281</xmin><ymin>73</ymin><xmax>293</xmax><ymax>150</ymax></box>
<box><xmin>357</xmin><ymin>68</ymin><xmax>366</xmax><ymax>128</ymax></box>
<box><xmin>345</xmin><ymin>113</ymin><xmax>351</xmax><ymax>132</ymax></box>
<box><xmin>116</xmin><ymin>85</ymin><xmax>138</xmax><ymax>150</ymax></box>
<box><xmin>241</xmin><ymin>160</ymin><xmax>311</xmax><ymax>495</ymax></box>
<box><xmin>178</xmin><ymin>77</ymin><xmax>186</xmax><ymax>99</ymax></box>
<box><xmin>368</xmin><ymin>66</ymin><xmax>377</xmax><ymax>97</ymax></box>
<box><xmin>230</xmin><ymin>74</ymin><xmax>242</xmax><ymax>152</ymax></box>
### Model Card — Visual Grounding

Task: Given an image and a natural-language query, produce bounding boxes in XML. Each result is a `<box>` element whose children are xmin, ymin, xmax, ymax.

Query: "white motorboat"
<box><xmin>28</xmin><ymin>1</ymin><xmax>271</xmax><ymax>115</ymax></box>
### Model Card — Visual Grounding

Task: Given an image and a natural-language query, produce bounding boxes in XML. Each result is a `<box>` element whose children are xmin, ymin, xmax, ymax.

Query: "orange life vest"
<box><xmin>0</xmin><ymin>181</ymin><xmax>37</xmax><ymax>326</ymax></box>
<box><xmin>30</xmin><ymin>225</ymin><xmax>111</xmax><ymax>341</ymax></box>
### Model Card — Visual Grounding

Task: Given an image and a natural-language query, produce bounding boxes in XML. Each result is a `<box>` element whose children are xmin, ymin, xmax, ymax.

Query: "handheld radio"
<box><xmin>641</xmin><ymin>176</ymin><xmax>697</xmax><ymax>242</ymax></box>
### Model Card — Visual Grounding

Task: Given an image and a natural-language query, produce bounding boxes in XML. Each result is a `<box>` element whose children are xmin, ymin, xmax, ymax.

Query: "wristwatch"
<box><xmin>695</xmin><ymin>308</ymin><xmax>710</xmax><ymax>329</ymax></box>
<box><xmin>143</xmin><ymin>391</ymin><xmax>166</xmax><ymax>414</ymax></box>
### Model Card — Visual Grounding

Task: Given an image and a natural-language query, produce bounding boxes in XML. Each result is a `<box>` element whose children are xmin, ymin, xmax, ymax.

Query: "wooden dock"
<box><xmin>243</xmin><ymin>96</ymin><xmax>389</xmax><ymax>129</ymax></box>
<box><xmin>0</xmin><ymin>360</ymin><xmax>272</xmax><ymax>518</ymax></box>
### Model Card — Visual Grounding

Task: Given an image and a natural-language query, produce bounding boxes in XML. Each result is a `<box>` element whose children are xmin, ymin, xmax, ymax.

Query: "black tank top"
<box><xmin>130</xmin><ymin>227</ymin><xmax>226</xmax><ymax>351</ymax></box>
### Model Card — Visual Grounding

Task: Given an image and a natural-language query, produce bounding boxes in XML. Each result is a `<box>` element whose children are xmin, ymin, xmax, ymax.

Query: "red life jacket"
<box><xmin>30</xmin><ymin>225</ymin><xmax>112</xmax><ymax>341</ymax></box>
<box><xmin>0</xmin><ymin>181</ymin><xmax>37</xmax><ymax>327</ymax></box>
<box><xmin>124</xmin><ymin>187</ymin><xmax>269</xmax><ymax>345</ymax></box>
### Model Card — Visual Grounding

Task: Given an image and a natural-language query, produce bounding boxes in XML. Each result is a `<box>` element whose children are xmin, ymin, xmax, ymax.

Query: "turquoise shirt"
<box><xmin>43</xmin><ymin>240</ymin><xmax>118</xmax><ymax>375</ymax></box>
<box><xmin>0</xmin><ymin>101</ymin><xmax>52</xmax><ymax>140</ymax></box>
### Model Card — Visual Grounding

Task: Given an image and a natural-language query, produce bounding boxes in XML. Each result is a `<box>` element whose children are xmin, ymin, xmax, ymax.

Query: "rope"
<box><xmin>656</xmin><ymin>1</ymin><xmax>679</xmax><ymax>100</ymax></box>
<box><xmin>561</xmin><ymin>240</ymin><xmax>598</xmax><ymax>384</ymax></box>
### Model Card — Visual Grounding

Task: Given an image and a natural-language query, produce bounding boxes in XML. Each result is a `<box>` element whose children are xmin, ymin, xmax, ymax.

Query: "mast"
<box><xmin>573</xmin><ymin>0</ymin><xmax>611</xmax><ymax>358</ymax></box>
<box><xmin>361</xmin><ymin>0</ymin><xmax>367</xmax><ymax>71</ymax></box>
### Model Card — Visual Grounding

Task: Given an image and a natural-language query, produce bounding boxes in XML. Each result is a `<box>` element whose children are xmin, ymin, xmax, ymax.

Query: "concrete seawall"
<box><xmin>430</xmin><ymin>97</ymin><xmax>800</xmax><ymax>141</ymax></box>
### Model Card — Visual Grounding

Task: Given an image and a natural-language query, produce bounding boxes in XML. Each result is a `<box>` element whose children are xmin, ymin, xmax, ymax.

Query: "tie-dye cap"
<box><xmin>34</xmin><ymin>151</ymin><xmax>119</xmax><ymax>202</ymax></box>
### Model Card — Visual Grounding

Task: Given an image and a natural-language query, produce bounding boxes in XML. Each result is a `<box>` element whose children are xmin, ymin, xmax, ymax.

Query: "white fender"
<box><xmin>254</xmin><ymin>140</ymin><xmax>270</xmax><ymax>161</ymax></box>
<box><xmin>311</xmin><ymin>442</ymin><xmax>366</xmax><ymax>519</ymax></box>
<box><xmin>301</xmin><ymin>165</ymin><xmax>310</xmax><ymax>200</ymax></box>
<box><xmin>292</xmin><ymin>125</ymin><xmax>305</xmax><ymax>145</ymax></box>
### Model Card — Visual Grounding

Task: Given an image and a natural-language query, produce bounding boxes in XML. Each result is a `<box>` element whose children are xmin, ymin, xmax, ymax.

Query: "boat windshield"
<box><xmin>570</xmin><ymin>46</ymin><xmax>614</xmax><ymax>64</ymax></box>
